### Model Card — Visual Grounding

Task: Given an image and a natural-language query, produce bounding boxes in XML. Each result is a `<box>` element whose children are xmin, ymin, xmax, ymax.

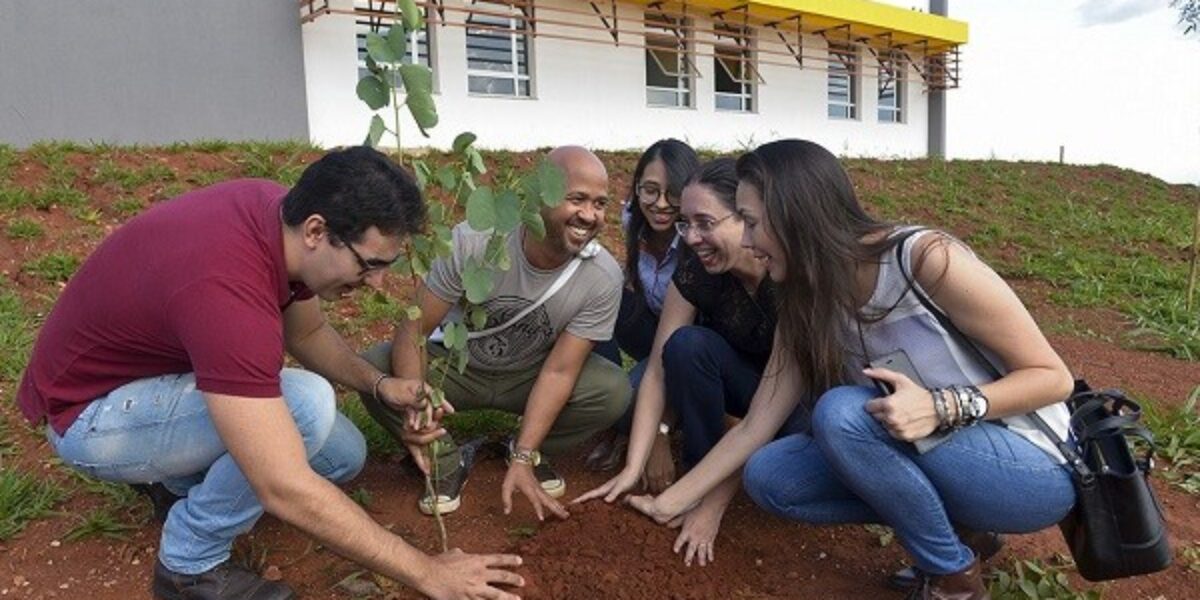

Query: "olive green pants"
<box><xmin>359</xmin><ymin>341</ymin><xmax>631</xmax><ymax>478</ymax></box>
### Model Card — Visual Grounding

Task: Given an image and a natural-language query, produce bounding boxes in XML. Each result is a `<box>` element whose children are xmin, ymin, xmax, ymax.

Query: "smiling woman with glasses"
<box><xmin>578</xmin><ymin>159</ymin><xmax>788</xmax><ymax>572</ymax></box>
<box><xmin>587</xmin><ymin>139</ymin><xmax>700</xmax><ymax>474</ymax></box>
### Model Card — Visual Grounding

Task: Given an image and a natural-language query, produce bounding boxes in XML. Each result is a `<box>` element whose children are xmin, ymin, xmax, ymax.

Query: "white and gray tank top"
<box><xmin>844</xmin><ymin>228</ymin><xmax>1070</xmax><ymax>463</ymax></box>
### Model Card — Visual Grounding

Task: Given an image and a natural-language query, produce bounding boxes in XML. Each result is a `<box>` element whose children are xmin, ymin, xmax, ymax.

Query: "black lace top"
<box><xmin>672</xmin><ymin>249</ymin><xmax>777</xmax><ymax>365</ymax></box>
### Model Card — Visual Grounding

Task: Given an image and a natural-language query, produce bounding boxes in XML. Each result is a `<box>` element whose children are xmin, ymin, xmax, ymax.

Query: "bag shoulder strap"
<box><xmin>463</xmin><ymin>239</ymin><xmax>599</xmax><ymax>340</ymax></box>
<box><xmin>890</xmin><ymin>229</ymin><xmax>1093</xmax><ymax>479</ymax></box>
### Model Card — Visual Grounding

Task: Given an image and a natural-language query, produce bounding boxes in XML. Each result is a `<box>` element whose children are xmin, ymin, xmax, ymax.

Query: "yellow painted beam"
<box><xmin>627</xmin><ymin>0</ymin><xmax>968</xmax><ymax>48</ymax></box>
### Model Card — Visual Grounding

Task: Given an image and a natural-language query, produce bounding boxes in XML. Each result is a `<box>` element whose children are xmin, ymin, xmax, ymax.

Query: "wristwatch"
<box><xmin>507</xmin><ymin>440</ymin><xmax>542</xmax><ymax>467</ymax></box>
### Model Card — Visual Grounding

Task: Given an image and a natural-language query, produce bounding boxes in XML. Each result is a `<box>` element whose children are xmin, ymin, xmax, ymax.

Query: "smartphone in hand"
<box><xmin>868</xmin><ymin>349</ymin><xmax>953</xmax><ymax>454</ymax></box>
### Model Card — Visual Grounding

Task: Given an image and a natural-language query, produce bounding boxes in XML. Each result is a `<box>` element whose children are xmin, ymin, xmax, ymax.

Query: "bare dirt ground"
<box><xmin>0</xmin><ymin>147</ymin><xmax>1197</xmax><ymax>598</ymax></box>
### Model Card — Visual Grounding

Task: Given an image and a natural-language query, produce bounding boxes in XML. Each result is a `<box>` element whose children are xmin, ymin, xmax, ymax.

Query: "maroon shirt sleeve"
<box><xmin>166</xmin><ymin>277</ymin><xmax>284</xmax><ymax>398</ymax></box>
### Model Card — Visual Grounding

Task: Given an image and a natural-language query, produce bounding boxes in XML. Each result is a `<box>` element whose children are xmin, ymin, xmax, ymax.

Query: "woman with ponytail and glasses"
<box><xmin>627</xmin><ymin>140</ymin><xmax>1075</xmax><ymax>599</ymax></box>
<box><xmin>586</xmin><ymin>139</ymin><xmax>700</xmax><ymax>472</ymax></box>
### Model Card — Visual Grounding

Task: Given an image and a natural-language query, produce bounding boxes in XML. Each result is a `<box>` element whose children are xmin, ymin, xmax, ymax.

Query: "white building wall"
<box><xmin>303</xmin><ymin>0</ymin><xmax>930</xmax><ymax>158</ymax></box>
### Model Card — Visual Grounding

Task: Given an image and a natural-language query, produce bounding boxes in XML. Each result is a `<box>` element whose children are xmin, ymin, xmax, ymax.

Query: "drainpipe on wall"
<box><xmin>928</xmin><ymin>0</ymin><xmax>948</xmax><ymax>159</ymax></box>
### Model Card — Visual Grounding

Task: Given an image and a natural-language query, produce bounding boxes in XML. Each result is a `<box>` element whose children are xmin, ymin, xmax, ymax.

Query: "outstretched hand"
<box><xmin>572</xmin><ymin>467</ymin><xmax>641</xmax><ymax>505</ymax></box>
<box><xmin>670</xmin><ymin>500</ymin><xmax>726</xmax><ymax>567</ymax></box>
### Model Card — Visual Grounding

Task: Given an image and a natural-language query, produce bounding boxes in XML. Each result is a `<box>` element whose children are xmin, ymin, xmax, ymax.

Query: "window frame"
<box><xmin>644</xmin><ymin>10</ymin><xmax>695</xmax><ymax>109</ymax></box>
<box><xmin>827</xmin><ymin>42</ymin><xmax>860</xmax><ymax>120</ymax></box>
<box><xmin>465</xmin><ymin>0</ymin><xmax>533</xmax><ymax>98</ymax></box>
<box><xmin>713</xmin><ymin>23</ymin><xmax>756</xmax><ymax>113</ymax></box>
<box><xmin>877</xmin><ymin>51</ymin><xmax>905</xmax><ymax>124</ymax></box>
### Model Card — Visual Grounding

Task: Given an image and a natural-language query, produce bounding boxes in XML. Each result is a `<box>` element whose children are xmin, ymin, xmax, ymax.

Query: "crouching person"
<box><xmin>17</xmin><ymin>147</ymin><xmax>523</xmax><ymax>600</ymax></box>
<box><xmin>361</xmin><ymin>146</ymin><xmax>631</xmax><ymax>521</ymax></box>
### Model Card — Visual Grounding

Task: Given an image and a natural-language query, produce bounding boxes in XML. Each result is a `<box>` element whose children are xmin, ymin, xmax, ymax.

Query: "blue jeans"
<box><xmin>663</xmin><ymin>326</ymin><xmax>768</xmax><ymax>468</ymax></box>
<box><xmin>48</xmin><ymin>368</ymin><xmax>366</xmax><ymax>575</ymax></box>
<box><xmin>743</xmin><ymin>385</ymin><xmax>1075</xmax><ymax>576</ymax></box>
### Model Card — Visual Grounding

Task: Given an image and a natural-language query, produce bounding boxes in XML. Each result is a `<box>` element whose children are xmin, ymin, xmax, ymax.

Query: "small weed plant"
<box><xmin>5</xmin><ymin>217</ymin><xmax>44</xmax><ymax>240</ymax></box>
<box><xmin>0</xmin><ymin>468</ymin><xmax>66</xmax><ymax>540</ymax></box>
<box><xmin>23</xmin><ymin>252</ymin><xmax>81</xmax><ymax>283</ymax></box>
<box><xmin>64</xmin><ymin>507</ymin><xmax>140</xmax><ymax>542</ymax></box>
<box><xmin>0</xmin><ymin>289</ymin><xmax>36</xmax><ymax>380</ymax></box>
<box><xmin>1143</xmin><ymin>386</ymin><xmax>1200</xmax><ymax>494</ymax></box>
<box><xmin>988</xmin><ymin>559</ymin><xmax>1100</xmax><ymax>600</ymax></box>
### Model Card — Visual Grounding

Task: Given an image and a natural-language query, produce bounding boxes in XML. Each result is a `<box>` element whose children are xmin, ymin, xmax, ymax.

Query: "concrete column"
<box><xmin>927</xmin><ymin>0</ymin><xmax>948</xmax><ymax>158</ymax></box>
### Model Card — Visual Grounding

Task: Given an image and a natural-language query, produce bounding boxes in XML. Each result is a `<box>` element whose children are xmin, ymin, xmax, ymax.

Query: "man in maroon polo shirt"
<box><xmin>17</xmin><ymin>147</ymin><xmax>523</xmax><ymax>600</ymax></box>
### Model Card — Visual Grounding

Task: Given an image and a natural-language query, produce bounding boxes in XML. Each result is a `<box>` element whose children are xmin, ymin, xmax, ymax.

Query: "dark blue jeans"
<box><xmin>743</xmin><ymin>385</ymin><xmax>1075</xmax><ymax>576</ymax></box>
<box><xmin>663</xmin><ymin>326</ymin><xmax>765</xmax><ymax>468</ymax></box>
<box><xmin>595</xmin><ymin>287</ymin><xmax>658</xmax><ymax>366</ymax></box>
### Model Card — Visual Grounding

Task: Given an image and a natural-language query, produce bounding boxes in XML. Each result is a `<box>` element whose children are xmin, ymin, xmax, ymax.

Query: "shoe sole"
<box><xmin>541</xmin><ymin>480</ymin><xmax>566</xmax><ymax>499</ymax></box>
<box><xmin>418</xmin><ymin>478</ymin><xmax>467</xmax><ymax>516</ymax></box>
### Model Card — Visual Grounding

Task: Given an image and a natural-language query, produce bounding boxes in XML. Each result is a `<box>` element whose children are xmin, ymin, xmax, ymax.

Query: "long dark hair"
<box><xmin>735</xmin><ymin>139</ymin><xmax>897</xmax><ymax>399</ymax></box>
<box><xmin>624</xmin><ymin>139</ymin><xmax>700</xmax><ymax>300</ymax></box>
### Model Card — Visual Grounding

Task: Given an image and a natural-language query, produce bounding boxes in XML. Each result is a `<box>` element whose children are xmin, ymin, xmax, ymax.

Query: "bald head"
<box><xmin>547</xmin><ymin>145</ymin><xmax>608</xmax><ymax>182</ymax></box>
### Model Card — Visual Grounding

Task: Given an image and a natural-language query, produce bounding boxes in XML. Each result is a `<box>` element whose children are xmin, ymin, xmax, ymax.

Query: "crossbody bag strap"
<box><xmin>891</xmin><ymin>230</ymin><xmax>1092</xmax><ymax>479</ymax></box>
<box><xmin>465</xmin><ymin>254</ymin><xmax>584</xmax><ymax>340</ymax></box>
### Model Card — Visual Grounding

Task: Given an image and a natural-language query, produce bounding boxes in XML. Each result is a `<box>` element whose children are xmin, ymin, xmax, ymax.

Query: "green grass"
<box><xmin>91</xmin><ymin>158</ymin><xmax>176</xmax><ymax>192</ymax></box>
<box><xmin>0</xmin><ymin>144</ymin><xmax>16</xmax><ymax>182</ymax></box>
<box><xmin>855</xmin><ymin>159</ymin><xmax>1199</xmax><ymax>359</ymax></box>
<box><xmin>0</xmin><ymin>185</ymin><xmax>34</xmax><ymax>210</ymax></box>
<box><xmin>988</xmin><ymin>558</ymin><xmax>1100</xmax><ymax>600</ymax></box>
<box><xmin>33</xmin><ymin>185</ymin><xmax>87</xmax><ymax>210</ymax></box>
<box><xmin>0</xmin><ymin>289</ymin><xmax>36</xmax><ymax>380</ymax></box>
<box><xmin>1143</xmin><ymin>387</ymin><xmax>1200</xmax><ymax>494</ymax></box>
<box><xmin>340</xmin><ymin>395</ymin><xmax>403</xmax><ymax>457</ymax></box>
<box><xmin>111</xmin><ymin>196</ymin><xmax>144</xmax><ymax>217</ymax></box>
<box><xmin>0</xmin><ymin>468</ymin><xmax>67</xmax><ymax>540</ymax></box>
<box><xmin>5</xmin><ymin>217</ymin><xmax>43</xmax><ymax>240</ymax></box>
<box><xmin>235</xmin><ymin>141</ymin><xmax>315</xmax><ymax>184</ymax></box>
<box><xmin>63</xmin><ymin>507</ymin><xmax>139</xmax><ymax>542</ymax></box>
<box><xmin>22</xmin><ymin>252</ymin><xmax>81</xmax><ymax>282</ymax></box>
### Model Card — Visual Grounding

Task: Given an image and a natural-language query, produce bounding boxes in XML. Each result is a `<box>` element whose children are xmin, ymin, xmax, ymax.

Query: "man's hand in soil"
<box><xmin>573</xmin><ymin>466</ymin><xmax>641</xmax><ymax>504</ymax></box>
<box><xmin>419</xmin><ymin>548</ymin><xmax>525</xmax><ymax>600</ymax></box>
<box><xmin>642</xmin><ymin>432</ymin><xmax>676</xmax><ymax>494</ymax></box>
<box><xmin>502</xmin><ymin>462</ymin><xmax>569</xmax><ymax>521</ymax></box>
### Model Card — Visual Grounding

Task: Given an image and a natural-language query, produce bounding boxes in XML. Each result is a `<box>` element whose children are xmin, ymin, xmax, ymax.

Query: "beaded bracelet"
<box><xmin>930</xmin><ymin>387</ymin><xmax>949</xmax><ymax>430</ymax></box>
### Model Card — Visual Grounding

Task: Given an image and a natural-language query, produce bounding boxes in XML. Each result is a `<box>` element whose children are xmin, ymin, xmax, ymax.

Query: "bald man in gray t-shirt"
<box><xmin>363</xmin><ymin>146</ymin><xmax>632</xmax><ymax>521</ymax></box>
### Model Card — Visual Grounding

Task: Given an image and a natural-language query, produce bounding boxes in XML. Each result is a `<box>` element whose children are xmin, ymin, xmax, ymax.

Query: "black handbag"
<box><xmin>1028</xmin><ymin>382</ymin><xmax>1172</xmax><ymax>581</ymax></box>
<box><xmin>892</xmin><ymin>231</ymin><xmax>1172</xmax><ymax>581</ymax></box>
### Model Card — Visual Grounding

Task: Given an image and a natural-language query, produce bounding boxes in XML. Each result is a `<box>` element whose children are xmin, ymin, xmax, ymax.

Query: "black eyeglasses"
<box><xmin>635</xmin><ymin>183</ymin><xmax>679</xmax><ymax>209</ymax></box>
<box><xmin>331</xmin><ymin>233</ymin><xmax>395</xmax><ymax>275</ymax></box>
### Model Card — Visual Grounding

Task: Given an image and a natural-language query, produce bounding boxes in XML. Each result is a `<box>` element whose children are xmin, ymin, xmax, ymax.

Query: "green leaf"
<box><xmin>451</xmin><ymin>322</ymin><xmax>470</xmax><ymax>351</ymax></box>
<box><xmin>494</xmin><ymin>190</ymin><xmax>520</xmax><ymax>234</ymax></box>
<box><xmin>387</xmin><ymin>24</ymin><xmax>408</xmax><ymax>62</ymax></box>
<box><xmin>366</xmin><ymin>115</ymin><xmax>386</xmax><ymax>147</ymax></box>
<box><xmin>365</xmin><ymin>55</ymin><xmax>381</xmax><ymax>75</ymax></box>
<box><xmin>468</xmin><ymin>306</ymin><xmax>488</xmax><ymax>330</ymax></box>
<box><xmin>521</xmin><ymin>210</ymin><xmax>545</xmax><ymax>239</ymax></box>
<box><xmin>463</xmin><ymin>260</ymin><xmax>494</xmax><ymax>304</ymax></box>
<box><xmin>452</xmin><ymin>132</ymin><xmax>477</xmax><ymax>153</ymax></box>
<box><xmin>455</xmin><ymin>345</ymin><xmax>469</xmax><ymax>373</ymax></box>
<box><xmin>466</xmin><ymin>187</ymin><xmax>496</xmax><ymax>231</ymax></box>
<box><xmin>467</xmin><ymin>148</ymin><xmax>488</xmax><ymax>176</ymax></box>
<box><xmin>442</xmin><ymin>322</ymin><xmax>458</xmax><ymax>349</ymax></box>
<box><xmin>356</xmin><ymin>76</ymin><xmax>390</xmax><ymax>111</ymax></box>
<box><xmin>406</xmin><ymin>90</ymin><xmax>438</xmax><ymax>135</ymax></box>
<box><xmin>412</xmin><ymin>159</ymin><xmax>431</xmax><ymax>189</ymax></box>
<box><xmin>399</xmin><ymin>0</ymin><xmax>424</xmax><ymax>32</ymax></box>
<box><xmin>427</xmin><ymin>201</ymin><xmax>445</xmax><ymax>225</ymax></box>
<box><xmin>365</xmin><ymin>31</ymin><xmax>399</xmax><ymax>64</ymax></box>
<box><xmin>403</xmin><ymin>305</ymin><xmax>422</xmax><ymax>321</ymax></box>
<box><xmin>436</xmin><ymin>165</ymin><xmax>457</xmax><ymax>191</ymax></box>
<box><xmin>398</xmin><ymin>64</ymin><xmax>433</xmax><ymax>96</ymax></box>
<box><xmin>537</xmin><ymin>159</ymin><xmax>566</xmax><ymax>207</ymax></box>
<box><xmin>430</xmin><ymin>387</ymin><xmax>445</xmax><ymax>409</ymax></box>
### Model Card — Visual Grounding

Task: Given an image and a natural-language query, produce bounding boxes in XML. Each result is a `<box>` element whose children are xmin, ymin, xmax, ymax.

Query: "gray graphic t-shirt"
<box><xmin>425</xmin><ymin>223</ymin><xmax>622</xmax><ymax>373</ymax></box>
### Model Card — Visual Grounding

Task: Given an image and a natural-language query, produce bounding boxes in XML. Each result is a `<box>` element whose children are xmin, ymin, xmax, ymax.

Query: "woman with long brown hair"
<box><xmin>628</xmin><ymin>140</ymin><xmax>1075</xmax><ymax>598</ymax></box>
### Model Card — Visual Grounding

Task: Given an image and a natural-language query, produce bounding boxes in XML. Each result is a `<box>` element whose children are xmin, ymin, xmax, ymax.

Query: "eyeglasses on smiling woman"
<box><xmin>674</xmin><ymin>213</ymin><xmax>737</xmax><ymax>237</ymax></box>
<box><xmin>635</xmin><ymin>183</ymin><xmax>680</xmax><ymax>209</ymax></box>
